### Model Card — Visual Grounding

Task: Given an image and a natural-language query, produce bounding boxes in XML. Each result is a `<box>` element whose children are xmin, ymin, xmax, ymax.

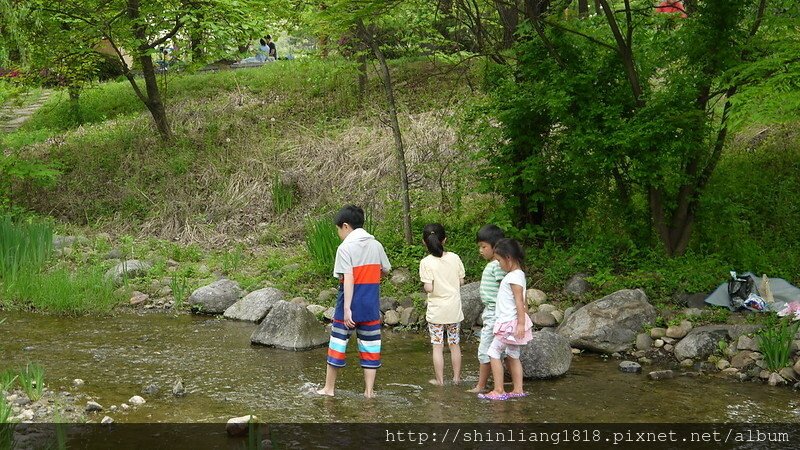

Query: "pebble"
<box><xmin>142</xmin><ymin>383</ymin><xmax>159</xmax><ymax>395</ymax></box>
<box><xmin>128</xmin><ymin>395</ymin><xmax>146</xmax><ymax>406</ymax></box>
<box><xmin>121</xmin><ymin>404</ymin><xmax>130</xmax><ymax>410</ymax></box>
<box><xmin>73</xmin><ymin>379</ymin><xmax>85</xmax><ymax>387</ymax></box>
<box><xmin>653</xmin><ymin>339</ymin><xmax>664</xmax><ymax>348</ymax></box>
<box><xmin>648</xmin><ymin>370</ymin><xmax>675</xmax><ymax>380</ymax></box>
<box><xmin>173</xmin><ymin>379</ymin><xmax>186</xmax><ymax>397</ymax></box>
<box><xmin>619</xmin><ymin>361</ymin><xmax>642</xmax><ymax>373</ymax></box>
<box><xmin>571</xmin><ymin>348</ymin><xmax>581</xmax><ymax>354</ymax></box>
<box><xmin>85</xmin><ymin>401</ymin><xmax>103</xmax><ymax>412</ymax></box>
<box><xmin>101</xmin><ymin>416</ymin><xmax>114</xmax><ymax>424</ymax></box>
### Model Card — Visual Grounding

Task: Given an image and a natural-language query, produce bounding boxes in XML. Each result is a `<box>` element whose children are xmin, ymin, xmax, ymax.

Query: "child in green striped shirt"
<box><xmin>467</xmin><ymin>225</ymin><xmax>507</xmax><ymax>393</ymax></box>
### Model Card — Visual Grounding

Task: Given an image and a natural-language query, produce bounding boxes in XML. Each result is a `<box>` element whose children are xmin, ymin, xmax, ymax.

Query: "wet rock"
<box><xmin>759</xmin><ymin>370</ymin><xmax>770</xmax><ymax>380</ymax></box>
<box><xmin>101</xmin><ymin>416</ymin><xmax>114</xmax><ymax>424</ymax></box>
<box><xmin>323</xmin><ymin>307</ymin><xmax>335</xmax><ymax>321</ymax></box>
<box><xmin>737</xmin><ymin>335</ymin><xmax>759</xmax><ymax>352</ymax></box>
<box><xmin>289</xmin><ymin>297</ymin><xmax>308</xmax><ymax>307</ymax></box>
<box><xmin>722</xmin><ymin>367</ymin><xmax>740</xmax><ymax>376</ymax></box>
<box><xmin>250</xmin><ymin>301</ymin><xmax>329</xmax><ymax>350</ymax></box>
<box><xmin>635</xmin><ymin>333</ymin><xmax>653</xmax><ymax>351</ymax></box>
<box><xmin>556</xmin><ymin>289</ymin><xmax>656</xmax><ymax>353</ymax></box>
<box><xmin>105</xmin><ymin>260</ymin><xmax>152</xmax><ymax>285</ymax></box>
<box><xmin>142</xmin><ymin>384</ymin><xmax>159</xmax><ymax>396</ymax></box>
<box><xmin>399</xmin><ymin>308</ymin><xmax>419</xmax><ymax>326</ymax></box>
<box><xmin>173</xmin><ymin>379</ymin><xmax>186</xmax><ymax>397</ymax></box>
<box><xmin>85</xmin><ymin>401</ymin><xmax>103</xmax><ymax>412</ymax></box>
<box><xmin>226</xmin><ymin>415</ymin><xmax>258</xmax><ymax>437</ymax></box>
<box><xmin>306</xmin><ymin>304</ymin><xmax>327</xmax><ymax>316</ymax></box>
<box><xmin>519</xmin><ymin>330</ymin><xmax>572</xmax><ymax>379</ymax></box>
<box><xmin>564</xmin><ymin>273</ymin><xmax>591</xmax><ymax>297</ymax></box>
<box><xmin>716</xmin><ymin>360</ymin><xmax>731</xmax><ymax>370</ymax></box>
<box><xmin>383</xmin><ymin>310</ymin><xmax>400</xmax><ymax>326</ymax></box>
<box><xmin>379</xmin><ymin>297</ymin><xmax>398</xmax><ymax>313</ymax></box>
<box><xmin>190</xmin><ymin>278</ymin><xmax>243</xmax><ymax>314</ymax></box>
<box><xmin>778</xmin><ymin>367</ymin><xmax>797</xmax><ymax>381</ymax></box>
<box><xmin>619</xmin><ymin>361</ymin><xmax>642</xmax><ymax>373</ymax></box>
<box><xmin>666</xmin><ymin>320</ymin><xmax>693</xmax><ymax>339</ymax></box>
<box><xmin>731</xmin><ymin>351</ymin><xmax>757</xmax><ymax>370</ymax></box>
<box><xmin>128</xmin><ymin>396</ymin><xmax>146</xmax><ymax>406</ymax></box>
<box><xmin>223</xmin><ymin>288</ymin><xmax>286</xmax><ymax>323</ymax></box>
<box><xmin>531</xmin><ymin>311</ymin><xmax>557</xmax><ymax>328</ymax></box>
<box><xmin>460</xmin><ymin>282</ymin><xmax>483</xmax><ymax>328</ymax></box>
<box><xmin>768</xmin><ymin>372</ymin><xmax>786</xmax><ymax>386</ymax></box>
<box><xmin>390</xmin><ymin>268</ymin><xmax>411</xmax><ymax>284</ymax></box>
<box><xmin>648</xmin><ymin>370</ymin><xmax>675</xmax><ymax>380</ymax></box>
<box><xmin>527</xmin><ymin>289</ymin><xmax>547</xmax><ymax>306</ymax></box>
<box><xmin>649</xmin><ymin>327</ymin><xmax>667</xmax><ymax>339</ymax></box>
<box><xmin>673</xmin><ymin>326</ymin><xmax>729</xmax><ymax>361</ymax></box>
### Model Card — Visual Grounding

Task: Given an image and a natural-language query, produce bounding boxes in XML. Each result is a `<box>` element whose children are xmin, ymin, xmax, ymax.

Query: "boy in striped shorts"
<box><xmin>316</xmin><ymin>205</ymin><xmax>391</xmax><ymax>398</ymax></box>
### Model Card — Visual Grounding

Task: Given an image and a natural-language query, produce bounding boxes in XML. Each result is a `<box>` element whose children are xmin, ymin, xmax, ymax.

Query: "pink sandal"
<box><xmin>506</xmin><ymin>392</ymin><xmax>528</xmax><ymax>398</ymax></box>
<box><xmin>477</xmin><ymin>392</ymin><xmax>509</xmax><ymax>401</ymax></box>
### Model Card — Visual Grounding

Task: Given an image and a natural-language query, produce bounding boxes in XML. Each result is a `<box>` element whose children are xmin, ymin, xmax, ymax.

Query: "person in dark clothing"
<box><xmin>265</xmin><ymin>35</ymin><xmax>277</xmax><ymax>60</ymax></box>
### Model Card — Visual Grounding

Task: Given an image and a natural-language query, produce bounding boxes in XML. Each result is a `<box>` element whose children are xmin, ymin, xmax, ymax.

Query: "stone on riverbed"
<box><xmin>619</xmin><ymin>361</ymin><xmax>642</xmax><ymax>373</ymax></box>
<box><xmin>250</xmin><ymin>301</ymin><xmax>329</xmax><ymax>350</ymax></box>
<box><xmin>223</xmin><ymin>287</ymin><xmax>284</xmax><ymax>323</ymax></box>
<box><xmin>128</xmin><ymin>396</ymin><xmax>146</xmax><ymax>406</ymax></box>
<box><xmin>519</xmin><ymin>329</ymin><xmax>572</xmax><ymax>379</ymax></box>
<box><xmin>226</xmin><ymin>415</ymin><xmax>258</xmax><ymax>437</ymax></box>
<box><xmin>189</xmin><ymin>278</ymin><xmax>243</xmax><ymax>314</ymax></box>
<box><xmin>460</xmin><ymin>282</ymin><xmax>483</xmax><ymax>328</ymax></box>
<box><xmin>648</xmin><ymin>370</ymin><xmax>675</xmax><ymax>380</ymax></box>
<box><xmin>556</xmin><ymin>289</ymin><xmax>656</xmax><ymax>353</ymax></box>
<box><xmin>105</xmin><ymin>260</ymin><xmax>152</xmax><ymax>285</ymax></box>
<box><xmin>85</xmin><ymin>401</ymin><xmax>103</xmax><ymax>412</ymax></box>
<box><xmin>173</xmin><ymin>379</ymin><xmax>186</xmax><ymax>397</ymax></box>
<box><xmin>673</xmin><ymin>326</ymin><xmax>729</xmax><ymax>362</ymax></box>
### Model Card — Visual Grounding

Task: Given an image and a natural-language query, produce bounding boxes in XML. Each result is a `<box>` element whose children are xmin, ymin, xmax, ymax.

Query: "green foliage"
<box><xmin>170</xmin><ymin>275</ymin><xmax>189</xmax><ymax>310</ymax></box>
<box><xmin>221</xmin><ymin>244</ymin><xmax>245</xmax><ymax>274</ymax></box>
<box><xmin>2</xmin><ymin>267</ymin><xmax>120</xmax><ymax>314</ymax></box>
<box><xmin>757</xmin><ymin>314</ymin><xmax>800</xmax><ymax>371</ymax></box>
<box><xmin>305</xmin><ymin>217</ymin><xmax>339</xmax><ymax>270</ymax></box>
<box><xmin>0</xmin><ymin>370</ymin><xmax>16</xmax><ymax>392</ymax></box>
<box><xmin>0</xmin><ymin>153</ymin><xmax>60</xmax><ymax>212</ymax></box>
<box><xmin>271</xmin><ymin>175</ymin><xmax>295</xmax><ymax>214</ymax></box>
<box><xmin>0</xmin><ymin>216</ymin><xmax>53</xmax><ymax>280</ymax></box>
<box><xmin>17</xmin><ymin>363</ymin><xmax>44</xmax><ymax>401</ymax></box>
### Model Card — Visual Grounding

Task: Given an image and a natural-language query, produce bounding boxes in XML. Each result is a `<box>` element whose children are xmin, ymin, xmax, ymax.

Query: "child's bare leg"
<box><xmin>507</xmin><ymin>351</ymin><xmax>525</xmax><ymax>394</ymax></box>
<box><xmin>429</xmin><ymin>344</ymin><xmax>445</xmax><ymax>385</ymax></box>
<box><xmin>449</xmin><ymin>344</ymin><xmax>462</xmax><ymax>384</ymax></box>
<box><xmin>363</xmin><ymin>368</ymin><xmax>377</xmax><ymax>398</ymax></box>
<box><xmin>316</xmin><ymin>365</ymin><xmax>338</xmax><ymax>396</ymax></box>
<box><xmin>467</xmin><ymin>363</ymin><xmax>491</xmax><ymax>393</ymax></box>
<box><xmin>489</xmin><ymin>357</ymin><xmax>505</xmax><ymax>395</ymax></box>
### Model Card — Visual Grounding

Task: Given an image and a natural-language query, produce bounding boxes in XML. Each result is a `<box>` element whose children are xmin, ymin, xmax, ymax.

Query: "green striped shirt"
<box><xmin>479</xmin><ymin>260</ymin><xmax>507</xmax><ymax>310</ymax></box>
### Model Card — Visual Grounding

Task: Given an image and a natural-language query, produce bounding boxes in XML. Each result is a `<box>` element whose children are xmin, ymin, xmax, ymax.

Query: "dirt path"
<box><xmin>0</xmin><ymin>90</ymin><xmax>53</xmax><ymax>133</ymax></box>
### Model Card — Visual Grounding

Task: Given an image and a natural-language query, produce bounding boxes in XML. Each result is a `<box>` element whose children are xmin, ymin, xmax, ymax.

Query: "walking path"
<box><xmin>0</xmin><ymin>90</ymin><xmax>53</xmax><ymax>133</ymax></box>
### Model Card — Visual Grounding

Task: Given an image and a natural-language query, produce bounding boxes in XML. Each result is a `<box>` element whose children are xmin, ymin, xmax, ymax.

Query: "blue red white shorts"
<box><xmin>326</xmin><ymin>319</ymin><xmax>381</xmax><ymax>369</ymax></box>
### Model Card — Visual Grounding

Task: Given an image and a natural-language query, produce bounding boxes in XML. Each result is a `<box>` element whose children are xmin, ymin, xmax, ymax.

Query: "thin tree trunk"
<box><xmin>68</xmin><ymin>86</ymin><xmax>82</xmax><ymax>125</ymax></box>
<box><xmin>578</xmin><ymin>0</ymin><xmax>589</xmax><ymax>17</ymax></box>
<box><xmin>357</xmin><ymin>20</ymin><xmax>413</xmax><ymax>244</ymax></box>
<box><xmin>496</xmin><ymin>0</ymin><xmax>519</xmax><ymax>48</ymax></box>
<box><xmin>357</xmin><ymin>52</ymin><xmax>367</xmax><ymax>100</ymax></box>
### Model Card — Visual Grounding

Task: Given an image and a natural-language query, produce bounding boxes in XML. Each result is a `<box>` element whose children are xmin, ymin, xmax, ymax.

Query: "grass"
<box><xmin>17</xmin><ymin>363</ymin><xmax>44</xmax><ymax>402</ymax></box>
<box><xmin>170</xmin><ymin>275</ymin><xmax>189</xmax><ymax>309</ymax></box>
<box><xmin>2</xmin><ymin>267</ymin><xmax>121</xmax><ymax>314</ymax></box>
<box><xmin>0</xmin><ymin>216</ymin><xmax>53</xmax><ymax>280</ymax></box>
<box><xmin>0</xmin><ymin>371</ymin><xmax>16</xmax><ymax>392</ymax></box>
<box><xmin>271</xmin><ymin>174</ymin><xmax>295</xmax><ymax>214</ymax></box>
<box><xmin>305</xmin><ymin>217</ymin><xmax>339</xmax><ymax>270</ymax></box>
<box><xmin>757</xmin><ymin>314</ymin><xmax>800</xmax><ymax>371</ymax></box>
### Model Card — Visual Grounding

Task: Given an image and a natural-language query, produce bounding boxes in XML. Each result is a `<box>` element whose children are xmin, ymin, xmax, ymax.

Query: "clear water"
<box><xmin>2</xmin><ymin>310</ymin><xmax>799</xmax><ymax>423</ymax></box>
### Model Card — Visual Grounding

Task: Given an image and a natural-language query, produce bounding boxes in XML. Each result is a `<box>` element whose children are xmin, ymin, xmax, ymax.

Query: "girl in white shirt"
<box><xmin>478</xmin><ymin>238</ymin><xmax>533</xmax><ymax>400</ymax></box>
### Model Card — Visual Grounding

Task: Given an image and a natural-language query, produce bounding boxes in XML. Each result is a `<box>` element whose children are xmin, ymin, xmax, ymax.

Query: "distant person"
<box><xmin>467</xmin><ymin>224</ymin><xmax>507</xmax><ymax>394</ymax></box>
<box><xmin>419</xmin><ymin>223</ymin><xmax>465</xmax><ymax>386</ymax></box>
<box><xmin>265</xmin><ymin>35</ymin><xmax>277</xmax><ymax>60</ymax></box>
<box><xmin>256</xmin><ymin>38</ymin><xmax>269</xmax><ymax>62</ymax></box>
<box><xmin>316</xmin><ymin>205</ymin><xmax>391</xmax><ymax>398</ymax></box>
<box><xmin>477</xmin><ymin>238</ymin><xmax>533</xmax><ymax>401</ymax></box>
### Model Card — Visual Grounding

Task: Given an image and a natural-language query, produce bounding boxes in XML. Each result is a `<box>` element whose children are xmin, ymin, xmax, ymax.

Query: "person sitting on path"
<box><xmin>316</xmin><ymin>205</ymin><xmax>391</xmax><ymax>398</ymax></box>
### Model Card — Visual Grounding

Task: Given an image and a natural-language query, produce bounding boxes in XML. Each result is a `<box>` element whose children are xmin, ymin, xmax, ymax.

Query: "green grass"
<box><xmin>0</xmin><ymin>370</ymin><xmax>16</xmax><ymax>392</ymax></box>
<box><xmin>2</xmin><ymin>267</ymin><xmax>121</xmax><ymax>314</ymax></box>
<box><xmin>170</xmin><ymin>275</ymin><xmax>189</xmax><ymax>309</ymax></box>
<box><xmin>757</xmin><ymin>314</ymin><xmax>800</xmax><ymax>371</ymax></box>
<box><xmin>0</xmin><ymin>216</ymin><xmax>53</xmax><ymax>280</ymax></box>
<box><xmin>305</xmin><ymin>217</ymin><xmax>339</xmax><ymax>270</ymax></box>
<box><xmin>271</xmin><ymin>174</ymin><xmax>295</xmax><ymax>215</ymax></box>
<box><xmin>17</xmin><ymin>363</ymin><xmax>44</xmax><ymax>402</ymax></box>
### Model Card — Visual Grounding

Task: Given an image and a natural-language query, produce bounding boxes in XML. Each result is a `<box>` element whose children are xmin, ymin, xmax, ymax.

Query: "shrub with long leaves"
<box><xmin>0</xmin><ymin>370</ymin><xmax>16</xmax><ymax>393</ymax></box>
<box><xmin>757</xmin><ymin>314</ymin><xmax>800</xmax><ymax>372</ymax></box>
<box><xmin>305</xmin><ymin>217</ymin><xmax>339</xmax><ymax>269</ymax></box>
<box><xmin>0</xmin><ymin>216</ymin><xmax>53</xmax><ymax>280</ymax></box>
<box><xmin>18</xmin><ymin>363</ymin><xmax>44</xmax><ymax>401</ymax></box>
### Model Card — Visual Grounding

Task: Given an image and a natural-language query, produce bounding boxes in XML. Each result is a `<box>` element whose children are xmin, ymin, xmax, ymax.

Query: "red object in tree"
<box><xmin>656</xmin><ymin>1</ymin><xmax>688</xmax><ymax>18</ymax></box>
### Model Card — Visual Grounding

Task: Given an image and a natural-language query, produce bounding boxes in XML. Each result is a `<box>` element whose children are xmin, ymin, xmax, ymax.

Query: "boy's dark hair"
<box><xmin>476</xmin><ymin>224</ymin><xmax>505</xmax><ymax>246</ymax></box>
<box><xmin>493</xmin><ymin>238</ymin><xmax>525</xmax><ymax>265</ymax></box>
<box><xmin>334</xmin><ymin>205</ymin><xmax>365</xmax><ymax>229</ymax></box>
<box><xmin>265</xmin><ymin>34</ymin><xmax>272</xmax><ymax>40</ymax></box>
<box><xmin>422</xmin><ymin>223</ymin><xmax>446</xmax><ymax>258</ymax></box>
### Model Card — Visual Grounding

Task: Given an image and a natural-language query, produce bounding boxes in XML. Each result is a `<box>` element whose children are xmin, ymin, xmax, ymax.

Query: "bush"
<box><xmin>305</xmin><ymin>216</ymin><xmax>339</xmax><ymax>270</ymax></box>
<box><xmin>0</xmin><ymin>216</ymin><xmax>53</xmax><ymax>280</ymax></box>
<box><xmin>757</xmin><ymin>313</ymin><xmax>800</xmax><ymax>371</ymax></box>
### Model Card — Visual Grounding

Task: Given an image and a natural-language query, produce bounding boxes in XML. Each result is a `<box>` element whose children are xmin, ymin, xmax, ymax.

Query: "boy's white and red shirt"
<box><xmin>332</xmin><ymin>228</ymin><xmax>391</xmax><ymax>323</ymax></box>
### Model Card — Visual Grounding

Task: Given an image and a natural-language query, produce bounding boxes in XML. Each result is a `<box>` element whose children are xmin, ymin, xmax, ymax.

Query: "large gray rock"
<box><xmin>673</xmin><ymin>326</ymin><xmax>729</xmax><ymax>361</ymax></box>
<box><xmin>519</xmin><ymin>329</ymin><xmax>572</xmax><ymax>379</ymax></box>
<box><xmin>556</xmin><ymin>289</ymin><xmax>656</xmax><ymax>353</ymax></box>
<box><xmin>223</xmin><ymin>288</ymin><xmax>285</xmax><ymax>322</ymax></box>
<box><xmin>380</xmin><ymin>297</ymin><xmax>398</xmax><ymax>313</ymax></box>
<box><xmin>531</xmin><ymin>311</ymin><xmax>557</xmax><ymax>327</ymax></box>
<box><xmin>460</xmin><ymin>282</ymin><xmax>483</xmax><ymax>328</ymax></box>
<box><xmin>250</xmin><ymin>301</ymin><xmax>329</xmax><ymax>350</ymax></box>
<box><xmin>564</xmin><ymin>273</ymin><xmax>591</xmax><ymax>297</ymax></box>
<box><xmin>105</xmin><ymin>260</ymin><xmax>152</xmax><ymax>285</ymax></box>
<box><xmin>189</xmin><ymin>279</ymin><xmax>243</xmax><ymax>314</ymax></box>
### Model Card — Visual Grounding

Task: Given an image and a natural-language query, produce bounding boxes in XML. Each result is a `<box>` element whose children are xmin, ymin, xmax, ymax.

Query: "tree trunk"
<box><xmin>496</xmin><ymin>0</ymin><xmax>519</xmax><ymax>49</ymax></box>
<box><xmin>578</xmin><ymin>0</ymin><xmax>589</xmax><ymax>17</ymax></box>
<box><xmin>357</xmin><ymin>52</ymin><xmax>367</xmax><ymax>100</ymax></box>
<box><xmin>68</xmin><ymin>86</ymin><xmax>82</xmax><ymax>125</ymax></box>
<box><xmin>358</xmin><ymin>20</ymin><xmax>413</xmax><ymax>244</ymax></box>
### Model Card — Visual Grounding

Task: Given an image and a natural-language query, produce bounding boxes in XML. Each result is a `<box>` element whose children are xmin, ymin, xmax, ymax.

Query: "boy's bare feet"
<box><xmin>364</xmin><ymin>390</ymin><xmax>376</xmax><ymax>399</ymax></box>
<box><xmin>428</xmin><ymin>379</ymin><xmax>444</xmax><ymax>386</ymax></box>
<box><xmin>315</xmin><ymin>388</ymin><xmax>334</xmax><ymax>396</ymax></box>
<box><xmin>466</xmin><ymin>386</ymin><xmax>486</xmax><ymax>393</ymax></box>
<box><xmin>452</xmin><ymin>378</ymin><xmax>461</xmax><ymax>385</ymax></box>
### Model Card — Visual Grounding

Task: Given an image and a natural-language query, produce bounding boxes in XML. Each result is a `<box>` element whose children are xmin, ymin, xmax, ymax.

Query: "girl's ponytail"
<box><xmin>422</xmin><ymin>223</ymin><xmax>446</xmax><ymax>257</ymax></box>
